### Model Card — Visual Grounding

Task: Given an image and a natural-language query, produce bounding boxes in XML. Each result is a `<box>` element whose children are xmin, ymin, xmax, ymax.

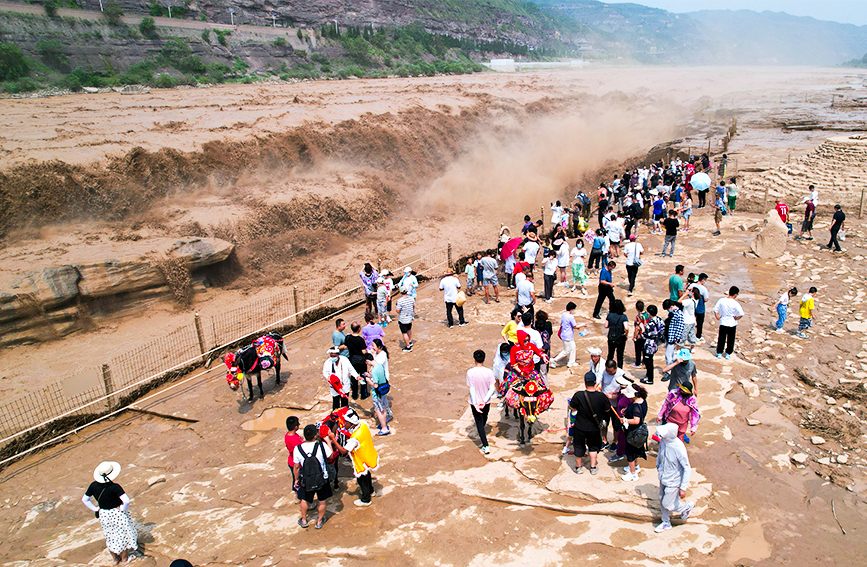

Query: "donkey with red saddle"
<box><xmin>224</xmin><ymin>331</ymin><xmax>289</xmax><ymax>402</ymax></box>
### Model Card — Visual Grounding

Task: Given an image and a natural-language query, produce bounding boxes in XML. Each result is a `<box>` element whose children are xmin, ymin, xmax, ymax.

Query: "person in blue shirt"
<box><xmin>592</xmin><ymin>261</ymin><xmax>617</xmax><ymax>320</ymax></box>
<box><xmin>652</xmin><ymin>194</ymin><xmax>665</xmax><ymax>234</ymax></box>
<box><xmin>332</xmin><ymin>319</ymin><xmax>349</xmax><ymax>358</ymax></box>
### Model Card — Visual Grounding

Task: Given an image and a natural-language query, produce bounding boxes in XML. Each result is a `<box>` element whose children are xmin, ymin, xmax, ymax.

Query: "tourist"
<box><xmin>680</xmin><ymin>191</ymin><xmax>693</xmax><ymax>231</ymax></box>
<box><xmin>534</xmin><ymin>311</ymin><xmax>554</xmax><ymax>378</ymax></box>
<box><xmin>518</xmin><ymin>311</ymin><xmax>544</xmax><ymax>369</ymax></box>
<box><xmin>285</xmin><ymin>415</ymin><xmax>303</xmax><ymax>498</ymax></box>
<box><xmin>621</xmin><ymin>384</ymin><xmax>648</xmax><ymax>482</ymax></box>
<box><xmin>342</xmin><ymin>409</ymin><xmax>380</xmax><ymax>507</ymax></box>
<box><xmin>712</xmin><ymin>191</ymin><xmax>725</xmax><ymax>236</ymax></box>
<box><xmin>689</xmin><ymin>274</ymin><xmax>710</xmax><ymax>341</ymax></box>
<box><xmin>653</xmin><ymin>423</ymin><xmax>694</xmax><ymax>532</ymax></box>
<box><xmin>324</xmin><ymin>346</ymin><xmax>358</xmax><ymax>409</ymax></box>
<box><xmin>556</xmin><ymin>235</ymin><xmax>571</xmax><ymax>286</ymax></box>
<box><xmin>599</xmin><ymin>359</ymin><xmax>626</xmax><ymax>446</ymax></box>
<box><xmin>364</xmin><ymin>341</ymin><xmax>391</xmax><ymax>435</ymax></box>
<box><xmin>577</xmin><ymin>189</ymin><xmax>592</xmax><ymax>220</ymax></box>
<box><xmin>515</xmin><ymin>268</ymin><xmax>536</xmax><ymax>323</ymax></box>
<box><xmin>662</xmin><ymin>300</ymin><xmax>684</xmax><ymax>367</ymax></box>
<box><xmin>440</xmin><ymin>269</ymin><xmax>467</xmax><ymax>328</ymax></box>
<box><xmin>588</xmin><ymin>229</ymin><xmax>605</xmax><ymax>272</ymax></box>
<box><xmin>726</xmin><ymin>177</ymin><xmax>738</xmax><ymax>213</ymax></box>
<box><xmin>360</xmin><ymin>263</ymin><xmax>379</xmax><ymax>315</ymax></box>
<box><xmin>542</xmin><ymin>250</ymin><xmax>558</xmax><ymax>303</ymax></box>
<box><xmin>551</xmin><ymin>302</ymin><xmax>585</xmax><ymax>369</ymax></box>
<box><xmin>344</xmin><ymin>322</ymin><xmax>370</xmax><ymax>400</ymax></box>
<box><xmin>362</xmin><ymin>312</ymin><xmax>385</xmax><ymax>350</ymax></box>
<box><xmin>640</xmin><ymin>305</ymin><xmax>664</xmax><ymax>385</ymax></box>
<box><xmin>569</xmin><ymin>372</ymin><xmax>623</xmax><ymax>475</ymax></box>
<box><xmin>293</xmin><ymin>424</ymin><xmax>334</xmax><ymax>528</ymax></box>
<box><xmin>826</xmin><ymin>204</ymin><xmax>846</xmax><ymax>252</ymax></box>
<box><xmin>395</xmin><ymin>287</ymin><xmax>415</xmax><ymax>351</ymax></box>
<box><xmin>592</xmin><ymin>260</ymin><xmax>617</xmax><ymax>320</ymax></box>
<box><xmin>464</xmin><ymin>258</ymin><xmax>476</xmax><ymax>296</ymax></box>
<box><xmin>632</xmin><ymin>300</ymin><xmax>649</xmax><ymax>369</ymax></box>
<box><xmin>651</xmin><ymin>190</ymin><xmax>665</xmax><ymax>233</ymax></box>
<box><xmin>513</xmin><ymin>251</ymin><xmax>530</xmax><ymax>284</ymax></box>
<box><xmin>797</xmin><ymin>286</ymin><xmax>817</xmax><ymax>339</ymax></box>
<box><xmin>467</xmin><ymin>349</ymin><xmax>497</xmax><ymax>454</ymax></box>
<box><xmin>504</xmin><ymin>248</ymin><xmax>517</xmax><ymax>290</ymax></box>
<box><xmin>598</xmin><ymin>184</ymin><xmax>609</xmax><ymax>228</ymax></box>
<box><xmin>623</xmin><ymin>235</ymin><xmax>643</xmax><ymax>296</ymax></box>
<box><xmin>521</xmin><ymin>214</ymin><xmax>534</xmax><ymax>235</ymax></box>
<box><xmin>605</xmin><ymin>299</ymin><xmax>629</xmax><ymax>369</ymax></box>
<box><xmin>775</xmin><ymin>199</ymin><xmax>790</xmax><ymax>231</ymax></box>
<box><xmin>570</xmin><ymin>238</ymin><xmax>589</xmax><ymax>294</ymax></box>
<box><xmin>399</xmin><ymin>267</ymin><xmax>418</xmax><ymax>298</ymax></box>
<box><xmin>492</xmin><ymin>342</ymin><xmax>511</xmax><ymax>399</ymax></box>
<box><xmin>480</xmin><ymin>249</ymin><xmax>500</xmax><ymax>304</ymax></box>
<box><xmin>773</xmin><ymin>287</ymin><xmax>798</xmax><ymax>333</ymax></box>
<box><xmin>714</xmin><ymin>286</ymin><xmax>744</xmax><ymax>359</ymax></box>
<box><xmin>660</xmin><ymin>210</ymin><xmax>679</xmax><ymax>257</ymax></box>
<box><xmin>81</xmin><ymin>462</ymin><xmax>138</xmax><ymax>564</ymax></box>
<box><xmin>375</xmin><ymin>278</ymin><xmax>389</xmax><ymax>327</ymax></box>
<box><xmin>658</xmin><ymin>382</ymin><xmax>701</xmax><ymax>442</ymax></box>
<box><xmin>679</xmin><ymin>287</ymin><xmax>699</xmax><ymax>346</ymax></box>
<box><xmin>523</xmin><ymin>237</ymin><xmax>541</xmax><ymax>271</ymax></box>
<box><xmin>796</xmin><ymin>197</ymin><xmax>816</xmax><ymax>241</ymax></box>
<box><xmin>332</xmin><ymin>319</ymin><xmax>349</xmax><ymax>359</ymax></box>
<box><xmin>551</xmin><ymin>200</ymin><xmax>566</xmax><ymax>227</ymax></box>
<box><xmin>662</xmin><ymin>348</ymin><xmax>698</xmax><ymax>393</ymax></box>
<box><xmin>608</xmin><ymin>375</ymin><xmax>636</xmax><ymax>463</ymax></box>
<box><xmin>502</xmin><ymin>307</ymin><xmax>522</xmax><ymax>345</ymax></box>
<box><xmin>588</xmin><ymin>347</ymin><xmax>604</xmax><ymax>383</ymax></box>
<box><xmin>606</xmin><ymin>212</ymin><xmax>625</xmax><ymax>258</ymax></box>
<box><xmin>669</xmin><ymin>265</ymin><xmax>685</xmax><ymax>302</ymax></box>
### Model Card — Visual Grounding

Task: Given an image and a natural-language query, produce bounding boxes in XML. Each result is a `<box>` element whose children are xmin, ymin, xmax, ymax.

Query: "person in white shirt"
<box><xmin>522</xmin><ymin>240</ymin><xmax>540</xmax><ymax>269</ymax></box>
<box><xmin>556</xmin><ymin>238</ymin><xmax>571</xmax><ymax>286</ymax></box>
<box><xmin>688</xmin><ymin>273</ymin><xmax>710</xmax><ymax>341</ymax></box>
<box><xmin>399</xmin><ymin>267</ymin><xmax>418</xmax><ymax>298</ymax></box>
<box><xmin>323</xmin><ymin>346</ymin><xmax>359</xmax><ymax>409</ymax></box>
<box><xmin>623</xmin><ymin>235</ymin><xmax>644</xmax><ymax>296</ymax></box>
<box><xmin>551</xmin><ymin>201</ymin><xmax>566</xmax><ymax>225</ymax></box>
<box><xmin>570</xmin><ymin>240</ymin><xmax>588</xmax><ymax>294</ymax></box>
<box><xmin>518</xmin><ymin>311</ymin><xmax>543</xmax><ymax>364</ymax></box>
<box><xmin>515</xmin><ymin>269</ymin><xmax>536</xmax><ymax>321</ymax></box>
<box><xmin>587</xmin><ymin>347</ymin><xmax>605</xmax><ymax>383</ymax></box>
<box><xmin>440</xmin><ymin>270</ymin><xmax>467</xmax><ymax>328</ymax></box>
<box><xmin>551</xmin><ymin>302</ymin><xmax>586</xmax><ymax>368</ymax></box>
<box><xmin>292</xmin><ymin>424</ymin><xmax>334</xmax><ymax>529</ymax></box>
<box><xmin>679</xmin><ymin>288</ymin><xmax>699</xmax><ymax>345</ymax></box>
<box><xmin>467</xmin><ymin>349</ymin><xmax>497</xmax><ymax>454</ymax></box>
<box><xmin>543</xmin><ymin>251</ymin><xmax>558</xmax><ymax>303</ymax></box>
<box><xmin>713</xmin><ymin>286</ymin><xmax>745</xmax><ymax>359</ymax></box>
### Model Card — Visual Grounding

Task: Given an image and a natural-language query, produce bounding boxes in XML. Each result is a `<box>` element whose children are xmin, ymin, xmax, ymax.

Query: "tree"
<box><xmin>139</xmin><ymin>17</ymin><xmax>157</xmax><ymax>38</ymax></box>
<box><xmin>103</xmin><ymin>2</ymin><xmax>124</xmax><ymax>25</ymax></box>
<box><xmin>0</xmin><ymin>42</ymin><xmax>29</xmax><ymax>81</ymax></box>
<box><xmin>44</xmin><ymin>0</ymin><xmax>59</xmax><ymax>18</ymax></box>
<box><xmin>36</xmin><ymin>39</ymin><xmax>68</xmax><ymax>70</ymax></box>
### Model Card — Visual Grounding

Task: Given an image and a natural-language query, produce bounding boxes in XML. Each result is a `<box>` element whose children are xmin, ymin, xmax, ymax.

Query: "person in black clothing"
<box><xmin>605</xmin><ymin>299</ymin><xmax>629</xmax><ymax>369</ymax></box>
<box><xmin>827</xmin><ymin>204</ymin><xmax>846</xmax><ymax>252</ymax></box>
<box><xmin>569</xmin><ymin>372</ymin><xmax>622</xmax><ymax>475</ymax></box>
<box><xmin>82</xmin><ymin>461</ymin><xmax>138</xmax><ymax>564</ymax></box>
<box><xmin>592</xmin><ymin>261</ymin><xmax>617</xmax><ymax>319</ymax></box>
<box><xmin>660</xmin><ymin>210</ymin><xmax>680</xmax><ymax>257</ymax></box>
<box><xmin>621</xmin><ymin>384</ymin><xmax>649</xmax><ymax>481</ymax></box>
<box><xmin>344</xmin><ymin>322</ymin><xmax>370</xmax><ymax>400</ymax></box>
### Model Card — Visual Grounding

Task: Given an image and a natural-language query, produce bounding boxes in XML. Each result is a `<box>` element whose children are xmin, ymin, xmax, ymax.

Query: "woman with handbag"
<box><xmin>81</xmin><ymin>461</ymin><xmax>138</xmax><ymax>564</ymax></box>
<box><xmin>621</xmin><ymin>384</ymin><xmax>648</xmax><ymax>482</ymax></box>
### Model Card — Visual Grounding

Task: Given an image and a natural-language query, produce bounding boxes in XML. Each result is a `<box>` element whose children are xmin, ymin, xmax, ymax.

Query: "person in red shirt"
<box><xmin>284</xmin><ymin>416</ymin><xmax>303</xmax><ymax>498</ymax></box>
<box><xmin>774</xmin><ymin>199</ymin><xmax>790</xmax><ymax>226</ymax></box>
<box><xmin>513</xmin><ymin>251</ymin><xmax>530</xmax><ymax>281</ymax></box>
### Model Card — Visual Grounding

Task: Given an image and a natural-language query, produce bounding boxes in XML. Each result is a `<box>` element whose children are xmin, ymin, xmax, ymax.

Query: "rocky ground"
<box><xmin>2</xmin><ymin>67</ymin><xmax>867</xmax><ymax>566</ymax></box>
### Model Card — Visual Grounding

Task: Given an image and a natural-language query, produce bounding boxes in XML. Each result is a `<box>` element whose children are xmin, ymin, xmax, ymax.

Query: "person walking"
<box><xmin>660</xmin><ymin>210</ymin><xmax>680</xmax><ymax>257</ymax></box>
<box><xmin>661</xmin><ymin>348</ymin><xmax>698</xmax><ymax>394</ymax></box>
<box><xmin>440</xmin><ymin>269</ymin><xmax>467</xmax><ymax>328</ymax></box>
<box><xmin>795</xmin><ymin>197</ymin><xmax>815</xmax><ymax>241</ymax></box>
<box><xmin>680</xmin><ymin>193</ymin><xmax>693</xmax><ymax>231</ymax></box>
<box><xmin>620</xmin><ymin>384</ymin><xmax>648</xmax><ymax>482</ymax></box>
<box><xmin>285</xmin><ymin>415</ymin><xmax>303</xmax><ymax>497</ymax></box>
<box><xmin>663</xmin><ymin>300</ymin><xmax>684</xmax><ymax>367</ymax></box>
<box><xmin>658</xmin><ymin>382</ymin><xmax>701</xmax><ymax>442</ymax></box>
<box><xmin>592</xmin><ymin>260</ymin><xmax>617</xmax><ymax>320</ymax></box>
<box><xmin>569</xmin><ymin>372</ymin><xmax>623</xmax><ymax>475</ymax></box>
<box><xmin>774</xmin><ymin>287</ymin><xmax>798</xmax><ymax>333</ymax></box>
<box><xmin>542</xmin><ymin>250</ymin><xmax>558</xmax><ymax>303</ymax></box>
<box><xmin>714</xmin><ymin>286</ymin><xmax>744</xmax><ymax>359</ymax></box>
<box><xmin>726</xmin><ymin>177</ymin><xmax>738</xmax><ymax>213</ymax></box>
<box><xmin>640</xmin><ymin>305</ymin><xmax>664</xmax><ymax>385</ymax></box>
<box><xmin>604</xmin><ymin>299</ymin><xmax>629</xmax><ymax>369</ymax></box>
<box><xmin>653</xmin><ymin>423</ymin><xmax>694</xmax><ymax>533</ymax></box>
<box><xmin>364</xmin><ymin>343</ymin><xmax>391</xmax><ymax>435</ymax></box>
<box><xmin>293</xmin><ymin>424</ymin><xmax>334</xmax><ymax>529</ymax></box>
<box><xmin>81</xmin><ymin>462</ymin><xmax>139</xmax><ymax>564</ymax></box>
<box><xmin>712</xmin><ymin>192</ymin><xmax>725</xmax><ymax>236</ymax></box>
<box><xmin>632</xmin><ymin>300</ymin><xmax>649</xmax><ymax>369</ymax></box>
<box><xmin>570</xmin><ymin>239</ymin><xmax>589</xmax><ymax>294</ymax></box>
<box><xmin>395</xmin><ymin>287</ymin><xmax>416</xmax><ymax>351</ymax></box>
<box><xmin>479</xmin><ymin>249</ymin><xmax>500</xmax><ymax>303</ymax></box>
<box><xmin>826</xmin><ymin>204</ymin><xmax>845</xmax><ymax>252</ymax></box>
<box><xmin>467</xmin><ymin>349</ymin><xmax>497</xmax><ymax>454</ymax></box>
<box><xmin>324</xmin><ymin>346</ymin><xmax>358</xmax><ymax>409</ymax></box>
<box><xmin>679</xmin><ymin>287</ymin><xmax>699</xmax><ymax>346</ymax></box>
<box><xmin>399</xmin><ymin>267</ymin><xmax>419</xmax><ymax>298</ymax></box>
<box><xmin>551</xmin><ymin>302</ymin><xmax>586</xmax><ymax>368</ymax></box>
<box><xmin>797</xmin><ymin>286</ymin><xmax>817</xmax><ymax>339</ymax></box>
<box><xmin>623</xmin><ymin>235</ymin><xmax>643</xmax><ymax>296</ymax></box>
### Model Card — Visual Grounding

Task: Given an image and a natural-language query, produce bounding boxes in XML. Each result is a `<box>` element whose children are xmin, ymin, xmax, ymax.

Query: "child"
<box><xmin>464</xmin><ymin>260</ymin><xmax>476</xmax><ymax>296</ymax></box>
<box><xmin>284</xmin><ymin>416</ymin><xmax>303</xmax><ymax>499</ymax></box>
<box><xmin>473</xmin><ymin>253</ymin><xmax>484</xmax><ymax>294</ymax></box>
<box><xmin>797</xmin><ymin>287</ymin><xmax>816</xmax><ymax>338</ymax></box>
<box><xmin>712</xmin><ymin>192</ymin><xmax>725</xmax><ymax>236</ymax></box>
<box><xmin>774</xmin><ymin>287</ymin><xmax>798</xmax><ymax>333</ymax></box>
<box><xmin>376</xmin><ymin>280</ymin><xmax>389</xmax><ymax>327</ymax></box>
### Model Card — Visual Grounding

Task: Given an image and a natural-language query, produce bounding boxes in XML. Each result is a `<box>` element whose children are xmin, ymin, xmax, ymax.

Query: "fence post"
<box><xmin>447</xmin><ymin>242</ymin><xmax>453</xmax><ymax>271</ymax></box>
<box><xmin>292</xmin><ymin>286</ymin><xmax>300</xmax><ymax>326</ymax></box>
<box><xmin>539</xmin><ymin>206</ymin><xmax>544</xmax><ymax>233</ymax></box>
<box><xmin>101</xmin><ymin>364</ymin><xmax>115</xmax><ymax>411</ymax></box>
<box><xmin>193</xmin><ymin>312</ymin><xmax>207</xmax><ymax>363</ymax></box>
<box><xmin>762</xmin><ymin>186</ymin><xmax>769</xmax><ymax>212</ymax></box>
<box><xmin>860</xmin><ymin>186</ymin><xmax>865</xmax><ymax>219</ymax></box>
<box><xmin>707</xmin><ymin>139</ymin><xmax>711</xmax><ymax>154</ymax></box>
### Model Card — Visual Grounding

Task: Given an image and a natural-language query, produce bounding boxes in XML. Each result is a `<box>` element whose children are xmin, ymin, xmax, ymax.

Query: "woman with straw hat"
<box><xmin>81</xmin><ymin>461</ymin><xmax>138</xmax><ymax>564</ymax></box>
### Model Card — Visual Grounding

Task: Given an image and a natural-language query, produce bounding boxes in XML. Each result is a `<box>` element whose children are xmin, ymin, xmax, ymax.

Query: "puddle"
<box><xmin>241</xmin><ymin>407</ymin><xmax>296</xmax><ymax>432</ymax></box>
<box><xmin>726</xmin><ymin>521</ymin><xmax>771</xmax><ymax>563</ymax></box>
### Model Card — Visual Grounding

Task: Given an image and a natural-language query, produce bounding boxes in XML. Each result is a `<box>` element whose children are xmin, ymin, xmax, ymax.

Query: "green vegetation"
<box><xmin>842</xmin><ymin>53</ymin><xmax>867</xmax><ymax>67</ymax></box>
<box><xmin>36</xmin><ymin>39</ymin><xmax>68</xmax><ymax>70</ymax></box>
<box><xmin>214</xmin><ymin>29</ymin><xmax>231</xmax><ymax>47</ymax></box>
<box><xmin>297</xmin><ymin>29</ymin><xmax>303</xmax><ymax>41</ymax></box>
<box><xmin>272</xmin><ymin>37</ymin><xmax>287</xmax><ymax>48</ymax></box>
<box><xmin>148</xmin><ymin>1</ymin><xmax>189</xmax><ymax>18</ymax></box>
<box><xmin>0</xmin><ymin>42</ymin><xmax>29</xmax><ymax>81</ymax></box>
<box><xmin>139</xmin><ymin>16</ymin><xmax>157</xmax><ymax>38</ymax></box>
<box><xmin>201</xmin><ymin>29</ymin><xmax>210</xmax><ymax>43</ymax></box>
<box><xmin>103</xmin><ymin>2</ymin><xmax>124</xmax><ymax>25</ymax></box>
<box><xmin>44</xmin><ymin>0</ymin><xmax>59</xmax><ymax>18</ymax></box>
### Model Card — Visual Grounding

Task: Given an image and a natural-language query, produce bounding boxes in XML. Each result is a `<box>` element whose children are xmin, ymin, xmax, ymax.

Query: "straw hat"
<box><xmin>93</xmin><ymin>461</ymin><xmax>121</xmax><ymax>483</ymax></box>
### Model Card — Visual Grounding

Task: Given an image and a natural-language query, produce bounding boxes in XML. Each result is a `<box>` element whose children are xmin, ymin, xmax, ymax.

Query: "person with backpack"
<box><xmin>640</xmin><ymin>305</ymin><xmax>665</xmax><ymax>385</ymax></box>
<box><xmin>588</xmin><ymin>229</ymin><xmax>605</xmax><ymax>273</ymax></box>
<box><xmin>293</xmin><ymin>424</ymin><xmax>334</xmax><ymax>529</ymax></box>
<box><xmin>604</xmin><ymin>300</ymin><xmax>629</xmax><ymax>369</ymax></box>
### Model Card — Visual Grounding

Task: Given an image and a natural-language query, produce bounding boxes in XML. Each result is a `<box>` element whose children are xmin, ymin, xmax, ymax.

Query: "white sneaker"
<box><xmin>775</xmin><ymin>328</ymin><xmax>785</xmax><ymax>334</ymax></box>
<box><xmin>681</xmin><ymin>502</ymin><xmax>694</xmax><ymax>519</ymax></box>
<box><xmin>621</xmin><ymin>472</ymin><xmax>639</xmax><ymax>482</ymax></box>
<box><xmin>623</xmin><ymin>465</ymin><xmax>640</xmax><ymax>474</ymax></box>
<box><xmin>549</xmin><ymin>361</ymin><xmax>557</xmax><ymax>368</ymax></box>
<box><xmin>654</xmin><ymin>522</ymin><xmax>672</xmax><ymax>533</ymax></box>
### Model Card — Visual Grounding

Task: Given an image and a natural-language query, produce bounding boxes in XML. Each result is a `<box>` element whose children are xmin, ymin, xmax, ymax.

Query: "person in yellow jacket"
<box><xmin>342</xmin><ymin>409</ymin><xmax>379</xmax><ymax>506</ymax></box>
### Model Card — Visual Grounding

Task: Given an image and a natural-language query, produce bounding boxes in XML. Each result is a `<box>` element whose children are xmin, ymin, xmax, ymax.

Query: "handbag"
<box><xmin>375</xmin><ymin>381</ymin><xmax>391</xmax><ymax>397</ymax></box>
<box><xmin>627</xmin><ymin>423</ymin><xmax>649</xmax><ymax>448</ymax></box>
<box><xmin>839</xmin><ymin>230</ymin><xmax>846</xmax><ymax>242</ymax></box>
<box><xmin>455</xmin><ymin>291</ymin><xmax>467</xmax><ymax>307</ymax></box>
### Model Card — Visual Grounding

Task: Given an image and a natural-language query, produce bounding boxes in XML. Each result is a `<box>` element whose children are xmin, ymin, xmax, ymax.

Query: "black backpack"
<box><xmin>298</xmin><ymin>441</ymin><xmax>327</xmax><ymax>491</ymax></box>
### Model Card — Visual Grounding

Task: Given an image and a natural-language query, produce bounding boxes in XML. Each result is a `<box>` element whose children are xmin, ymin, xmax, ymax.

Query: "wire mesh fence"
<box><xmin>0</xmin><ymin>244</ymin><xmax>459</xmax><ymax>463</ymax></box>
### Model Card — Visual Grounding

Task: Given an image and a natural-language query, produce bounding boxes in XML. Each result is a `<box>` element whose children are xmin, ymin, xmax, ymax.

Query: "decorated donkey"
<box><xmin>224</xmin><ymin>331</ymin><xmax>289</xmax><ymax>402</ymax></box>
<box><xmin>503</xmin><ymin>331</ymin><xmax>554</xmax><ymax>446</ymax></box>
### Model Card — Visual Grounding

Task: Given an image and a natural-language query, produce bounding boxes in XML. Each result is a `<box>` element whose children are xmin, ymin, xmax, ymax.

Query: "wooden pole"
<box><xmin>762</xmin><ymin>186</ymin><xmax>769</xmax><ymax>212</ymax></box>
<box><xmin>860</xmin><ymin>186</ymin><xmax>865</xmax><ymax>219</ymax></box>
<box><xmin>292</xmin><ymin>286</ymin><xmax>300</xmax><ymax>326</ymax></box>
<box><xmin>447</xmin><ymin>242</ymin><xmax>453</xmax><ymax>271</ymax></box>
<box><xmin>101</xmin><ymin>364</ymin><xmax>115</xmax><ymax>411</ymax></box>
<box><xmin>193</xmin><ymin>313</ymin><xmax>207</xmax><ymax>363</ymax></box>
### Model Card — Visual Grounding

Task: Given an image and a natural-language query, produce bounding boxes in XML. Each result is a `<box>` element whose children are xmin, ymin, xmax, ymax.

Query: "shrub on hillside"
<box><xmin>201</xmin><ymin>29</ymin><xmax>210</xmax><ymax>43</ymax></box>
<box><xmin>139</xmin><ymin>17</ymin><xmax>157</xmax><ymax>38</ymax></box>
<box><xmin>44</xmin><ymin>0</ymin><xmax>59</xmax><ymax>18</ymax></box>
<box><xmin>103</xmin><ymin>2</ymin><xmax>124</xmax><ymax>25</ymax></box>
<box><xmin>36</xmin><ymin>39</ymin><xmax>69</xmax><ymax>70</ymax></box>
<box><xmin>0</xmin><ymin>42</ymin><xmax>29</xmax><ymax>81</ymax></box>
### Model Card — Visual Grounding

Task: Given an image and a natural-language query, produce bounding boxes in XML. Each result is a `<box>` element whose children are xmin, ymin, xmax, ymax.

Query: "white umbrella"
<box><xmin>690</xmin><ymin>172</ymin><xmax>711</xmax><ymax>192</ymax></box>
